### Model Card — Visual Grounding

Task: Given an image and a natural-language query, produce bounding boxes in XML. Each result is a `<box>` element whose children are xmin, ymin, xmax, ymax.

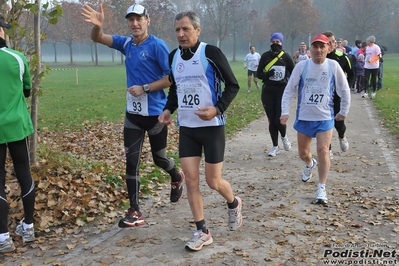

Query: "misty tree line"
<box><xmin>2</xmin><ymin>0</ymin><xmax>399</xmax><ymax>62</ymax></box>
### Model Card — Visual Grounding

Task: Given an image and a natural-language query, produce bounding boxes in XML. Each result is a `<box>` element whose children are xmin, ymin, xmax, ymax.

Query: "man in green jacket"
<box><xmin>0</xmin><ymin>17</ymin><xmax>36</xmax><ymax>253</ymax></box>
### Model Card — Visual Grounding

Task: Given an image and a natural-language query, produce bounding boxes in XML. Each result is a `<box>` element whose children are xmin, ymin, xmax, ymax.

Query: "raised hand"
<box><xmin>82</xmin><ymin>4</ymin><xmax>104</xmax><ymax>27</ymax></box>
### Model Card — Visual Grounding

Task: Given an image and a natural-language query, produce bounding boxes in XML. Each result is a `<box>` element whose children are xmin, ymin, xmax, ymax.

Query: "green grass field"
<box><xmin>39</xmin><ymin>60</ymin><xmax>265</xmax><ymax>136</ymax></box>
<box><xmin>372</xmin><ymin>54</ymin><xmax>399</xmax><ymax>136</ymax></box>
<box><xmin>40</xmin><ymin>54</ymin><xmax>399</xmax><ymax>138</ymax></box>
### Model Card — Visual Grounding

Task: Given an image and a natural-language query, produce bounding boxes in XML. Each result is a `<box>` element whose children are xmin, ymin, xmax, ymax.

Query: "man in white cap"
<box><xmin>82</xmin><ymin>4</ymin><xmax>185</xmax><ymax>228</ymax></box>
<box><xmin>280</xmin><ymin>34</ymin><xmax>351</xmax><ymax>205</ymax></box>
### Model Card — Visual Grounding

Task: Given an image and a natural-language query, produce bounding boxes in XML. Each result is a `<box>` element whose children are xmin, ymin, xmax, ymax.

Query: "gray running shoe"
<box><xmin>15</xmin><ymin>219</ymin><xmax>36</xmax><ymax>243</ymax></box>
<box><xmin>15</xmin><ymin>220</ymin><xmax>35</xmax><ymax>243</ymax></box>
<box><xmin>0</xmin><ymin>238</ymin><xmax>15</xmax><ymax>253</ymax></box>
<box><xmin>228</xmin><ymin>196</ymin><xmax>243</xmax><ymax>231</ymax></box>
<box><xmin>185</xmin><ymin>229</ymin><xmax>213</xmax><ymax>251</ymax></box>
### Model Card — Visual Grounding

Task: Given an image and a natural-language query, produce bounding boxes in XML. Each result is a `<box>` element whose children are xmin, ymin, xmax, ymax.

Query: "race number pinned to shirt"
<box><xmin>127</xmin><ymin>93</ymin><xmax>149</xmax><ymax>116</ymax></box>
<box><xmin>177</xmin><ymin>83</ymin><xmax>204</xmax><ymax>110</ymax></box>
<box><xmin>269</xmin><ymin>66</ymin><xmax>286</xmax><ymax>81</ymax></box>
<box><xmin>304</xmin><ymin>86</ymin><xmax>327</xmax><ymax>106</ymax></box>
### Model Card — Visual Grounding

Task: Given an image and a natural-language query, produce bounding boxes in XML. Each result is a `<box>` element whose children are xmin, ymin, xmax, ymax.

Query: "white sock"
<box><xmin>0</xmin><ymin>232</ymin><xmax>10</xmax><ymax>242</ymax></box>
<box><xmin>23</xmin><ymin>221</ymin><xmax>34</xmax><ymax>230</ymax></box>
<box><xmin>307</xmin><ymin>160</ymin><xmax>313</xmax><ymax>168</ymax></box>
<box><xmin>318</xmin><ymin>183</ymin><xmax>326</xmax><ymax>190</ymax></box>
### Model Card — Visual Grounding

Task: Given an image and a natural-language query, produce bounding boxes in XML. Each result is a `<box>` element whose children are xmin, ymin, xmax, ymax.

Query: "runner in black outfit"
<box><xmin>323</xmin><ymin>31</ymin><xmax>354</xmax><ymax>158</ymax></box>
<box><xmin>257</xmin><ymin>32</ymin><xmax>295</xmax><ymax>157</ymax></box>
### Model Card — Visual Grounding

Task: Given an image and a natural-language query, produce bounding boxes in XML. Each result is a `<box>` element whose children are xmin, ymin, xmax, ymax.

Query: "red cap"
<box><xmin>311</xmin><ymin>34</ymin><xmax>329</xmax><ymax>45</ymax></box>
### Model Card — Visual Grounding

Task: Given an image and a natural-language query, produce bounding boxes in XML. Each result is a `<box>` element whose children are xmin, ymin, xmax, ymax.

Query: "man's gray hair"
<box><xmin>175</xmin><ymin>11</ymin><xmax>201</xmax><ymax>29</ymax></box>
<box><xmin>323</xmin><ymin>31</ymin><xmax>335</xmax><ymax>38</ymax></box>
<box><xmin>366</xmin><ymin>35</ymin><xmax>376</xmax><ymax>43</ymax></box>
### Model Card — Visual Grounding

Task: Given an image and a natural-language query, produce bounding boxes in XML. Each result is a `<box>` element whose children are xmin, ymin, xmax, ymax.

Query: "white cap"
<box><xmin>125</xmin><ymin>4</ymin><xmax>149</xmax><ymax>18</ymax></box>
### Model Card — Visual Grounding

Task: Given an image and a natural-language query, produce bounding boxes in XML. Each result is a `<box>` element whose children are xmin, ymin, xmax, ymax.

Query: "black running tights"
<box><xmin>261</xmin><ymin>86</ymin><xmax>287</xmax><ymax>147</ymax></box>
<box><xmin>0</xmin><ymin>139</ymin><xmax>35</xmax><ymax>234</ymax></box>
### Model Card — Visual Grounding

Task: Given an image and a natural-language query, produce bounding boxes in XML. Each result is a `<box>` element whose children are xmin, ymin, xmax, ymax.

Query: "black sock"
<box><xmin>168</xmin><ymin>168</ymin><xmax>181</xmax><ymax>183</ymax></box>
<box><xmin>227</xmin><ymin>197</ymin><xmax>238</xmax><ymax>209</ymax></box>
<box><xmin>195</xmin><ymin>220</ymin><xmax>207</xmax><ymax>233</ymax></box>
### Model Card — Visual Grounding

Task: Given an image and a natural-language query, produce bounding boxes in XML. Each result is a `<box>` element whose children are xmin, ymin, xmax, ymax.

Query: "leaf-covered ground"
<box><xmin>5</xmin><ymin>120</ymin><xmax>179</xmax><ymax>238</ymax></box>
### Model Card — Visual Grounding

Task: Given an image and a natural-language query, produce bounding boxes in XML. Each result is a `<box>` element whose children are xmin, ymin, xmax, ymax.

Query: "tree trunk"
<box><xmin>90</xmin><ymin>43</ymin><xmax>94</xmax><ymax>62</ymax></box>
<box><xmin>29</xmin><ymin>0</ymin><xmax>41</xmax><ymax>165</ymax></box>
<box><xmin>68</xmin><ymin>42</ymin><xmax>73</xmax><ymax>64</ymax></box>
<box><xmin>53</xmin><ymin>42</ymin><xmax>57</xmax><ymax>63</ymax></box>
<box><xmin>232</xmin><ymin>34</ymin><xmax>237</xmax><ymax>62</ymax></box>
<box><xmin>94</xmin><ymin>42</ymin><xmax>98</xmax><ymax>66</ymax></box>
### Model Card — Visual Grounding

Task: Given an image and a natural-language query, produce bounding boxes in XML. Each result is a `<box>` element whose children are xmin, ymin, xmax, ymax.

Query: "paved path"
<box><xmin>2</xmin><ymin>94</ymin><xmax>399</xmax><ymax>266</ymax></box>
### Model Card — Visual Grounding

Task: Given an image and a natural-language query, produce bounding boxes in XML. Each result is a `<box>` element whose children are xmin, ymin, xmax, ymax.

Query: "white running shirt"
<box><xmin>281</xmin><ymin>59</ymin><xmax>351</xmax><ymax>121</ymax></box>
<box><xmin>244</xmin><ymin>52</ymin><xmax>261</xmax><ymax>71</ymax></box>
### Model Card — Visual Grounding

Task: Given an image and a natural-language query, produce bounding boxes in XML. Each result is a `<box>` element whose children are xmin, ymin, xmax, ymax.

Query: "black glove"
<box><xmin>266</xmin><ymin>69</ymin><xmax>275</xmax><ymax>78</ymax></box>
<box><xmin>23</xmin><ymin>89</ymin><xmax>31</xmax><ymax>98</ymax></box>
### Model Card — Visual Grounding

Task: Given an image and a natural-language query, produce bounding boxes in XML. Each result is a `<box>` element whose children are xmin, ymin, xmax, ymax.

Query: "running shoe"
<box><xmin>302</xmin><ymin>158</ymin><xmax>317</xmax><ymax>182</ymax></box>
<box><xmin>170</xmin><ymin>171</ymin><xmax>185</xmax><ymax>203</ymax></box>
<box><xmin>0</xmin><ymin>238</ymin><xmax>15</xmax><ymax>253</ymax></box>
<box><xmin>247</xmin><ymin>89</ymin><xmax>251</xmax><ymax>93</ymax></box>
<box><xmin>339</xmin><ymin>137</ymin><xmax>349</xmax><ymax>152</ymax></box>
<box><xmin>362</xmin><ymin>92</ymin><xmax>368</xmax><ymax>98</ymax></box>
<box><xmin>314</xmin><ymin>187</ymin><xmax>328</xmax><ymax>204</ymax></box>
<box><xmin>370</xmin><ymin>92</ymin><xmax>376</xmax><ymax>99</ymax></box>
<box><xmin>228</xmin><ymin>196</ymin><xmax>243</xmax><ymax>231</ymax></box>
<box><xmin>267</xmin><ymin>146</ymin><xmax>279</xmax><ymax>157</ymax></box>
<box><xmin>281</xmin><ymin>136</ymin><xmax>292</xmax><ymax>151</ymax></box>
<box><xmin>329</xmin><ymin>150</ymin><xmax>334</xmax><ymax>160</ymax></box>
<box><xmin>185</xmin><ymin>229</ymin><xmax>213</xmax><ymax>251</ymax></box>
<box><xmin>118</xmin><ymin>208</ymin><xmax>146</xmax><ymax>228</ymax></box>
<box><xmin>15</xmin><ymin>220</ymin><xmax>35</xmax><ymax>243</ymax></box>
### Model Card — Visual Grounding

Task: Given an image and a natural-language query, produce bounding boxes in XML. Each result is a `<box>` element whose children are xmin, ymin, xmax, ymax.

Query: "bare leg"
<box><xmin>181</xmin><ymin>156</ymin><xmax>203</xmax><ymax>222</ymax></box>
<box><xmin>315</xmin><ymin>130</ymin><xmax>333</xmax><ymax>184</ymax></box>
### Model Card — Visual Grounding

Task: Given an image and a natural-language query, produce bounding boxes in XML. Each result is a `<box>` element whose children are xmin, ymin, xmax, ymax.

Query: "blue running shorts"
<box><xmin>293</xmin><ymin>119</ymin><xmax>334</xmax><ymax>138</ymax></box>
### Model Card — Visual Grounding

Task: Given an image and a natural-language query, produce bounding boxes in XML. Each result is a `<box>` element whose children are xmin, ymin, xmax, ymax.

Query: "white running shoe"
<box><xmin>329</xmin><ymin>150</ymin><xmax>334</xmax><ymax>160</ymax></box>
<box><xmin>185</xmin><ymin>229</ymin><xmax>213</xmax><ymax>251</ymax></box>
<box><xmin>281</xmin><ymin>136</ymin><xmax>292</xmax><ymax>151</ymax></box>
<box><xmin>362</xmin><ymin>92</ymin><xmax>368</xmax><ymax>98</ymax></box>
<box><xmin>267</xmin><ymin>146</ymin><xmax>279</xmax><ymax>157</ymax></box>
<box><xmin>302</xmin><ymin>158</ymin><xmax>317</xmax><ymax>182</ymax></box>
<box><xmin>339</xmin><ymin>137</ymin><xmax>349</xmax><ymax>152</ymax></box>
<box><xmin>370</xmin><ymin>92</ymin><xmax>376</xmax><ymax>99</ymax></box>
<box><xmin>315</xmin><ymin>187</ymin><xmax>328</xmax><ymax>204</ymax></box>
<box><xmin>228</xmin><ymin>196</ymin><xmax>243</xmax><ymax>231</ymax></box>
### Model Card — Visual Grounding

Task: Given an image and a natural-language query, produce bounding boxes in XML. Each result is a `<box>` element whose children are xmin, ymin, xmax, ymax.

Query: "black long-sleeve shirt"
<box><xmin>327</xmin><ymin>50</ymin><xmax>354</xmax><ymax>86</ymax></box>
<box><xmin>164</xmin><ymin>41</ymin><xmax>239</xmax><ymax>114</ymax></box>
<box><xmin>327</xmin><ymin>50</ymin><xmax>354</xmax><ymax>103</ymax></box>
<box><xmin>256</xmin><ymin>50</ymin><xmax>295</xmax><ymax>87</ymax></box>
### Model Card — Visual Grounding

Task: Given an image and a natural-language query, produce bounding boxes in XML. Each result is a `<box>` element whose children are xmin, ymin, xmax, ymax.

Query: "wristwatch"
<box><xmin>143</xmin><ymin>84</ymin><xmax>150</xmax><ymax>93</ymax></box>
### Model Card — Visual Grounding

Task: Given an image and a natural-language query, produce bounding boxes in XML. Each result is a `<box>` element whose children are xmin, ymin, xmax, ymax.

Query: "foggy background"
<box><xmin>5</xmin><ymin>0</ymin><xmax>398</xmax><ymax>63</ymax></box>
